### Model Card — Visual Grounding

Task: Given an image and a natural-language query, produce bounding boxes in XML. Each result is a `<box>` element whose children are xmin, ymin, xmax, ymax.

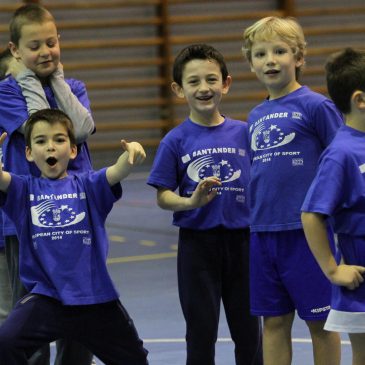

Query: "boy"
<box><xmin>0</xmin><ymin>49</ymin><xmax>13</xmax><ymax>327</ymax></box>
<box><xmin>242</xmin><ymin>16</ymin><xmax>344</xmax><ymax>365</ymax></box>
<box><xmin>301</xmin><ymin>48</ymin><xmax>365</xmax><ymax>365</ymax></box>
<box><xmin>0</xmin><ymin>4</ymin><xmax>95</xmax><ymax>364</ymax></box>
<box><xmin>147</xmin><ymin>44</ymin><xmax>262</xmax><ymax>365</ymax></box>
<box><xmin>0</xmin><ymin>108</ymin><xmax>149</xmax><ymax>365</ymax></box>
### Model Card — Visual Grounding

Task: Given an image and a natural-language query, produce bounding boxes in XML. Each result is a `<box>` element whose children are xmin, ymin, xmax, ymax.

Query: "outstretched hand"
<box><xmin>120</xmin><ymin>139</ymin><xmax>146</xmax><ymax>165</ymax></box>
<box><xmin>190</xmin><ymin>176</ymin><xmax>221</xmax><ymax>208</ymax></box>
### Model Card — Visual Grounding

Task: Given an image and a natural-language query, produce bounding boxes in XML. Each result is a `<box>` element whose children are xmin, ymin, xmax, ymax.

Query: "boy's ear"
<box><xmin>8</xmin><ymin>42</ymin><xmax>20</xmax><ymax>60</ymax></box>
<box><xmin>171</xmin><ymin>82</ymin><xmax>185</xmax><ymax>99</ymax></box>
<box><xmin>295</xmin><ymin>55</ymin><xmax>305</xmax><ymax>68</ymax></box>
<box><xmin>70</xmin><ymin>144</ymin><xmax>78</xmax><ymax>160</ymax></box>
<box><xmin>25</xmin><ymin>146</ymin><xmax>34</xmax><ymax>162</ymax></box>
<box><xmin>352</xmin><ymin>90</ymin><xmax>365</xmax><ymax>110</ymax></box>
<box><xmin>222</xmin><ymin>75</ymin><xmax>232</xmax><ymax>95</ymax></box>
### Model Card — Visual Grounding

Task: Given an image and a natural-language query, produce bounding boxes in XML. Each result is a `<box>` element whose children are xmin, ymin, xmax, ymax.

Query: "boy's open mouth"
<box><xmin>46</xmin><ymin>157</ymin><xmax>57</xmax><ymax>166</ymax></box>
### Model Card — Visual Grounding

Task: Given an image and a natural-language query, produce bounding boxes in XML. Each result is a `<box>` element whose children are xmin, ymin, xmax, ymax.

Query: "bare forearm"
<box><xmin>301</xmin><ymin>212</ymin><xmax>337</xmax><ymax>278</ymax></box>
<box><xmin>157</xmin><ymin>189</ymin><xmax>195</xmax><ymax>211</ymax></box>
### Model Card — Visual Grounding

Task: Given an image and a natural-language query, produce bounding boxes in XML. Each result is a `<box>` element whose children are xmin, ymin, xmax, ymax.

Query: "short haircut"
<box><xmin>172</xmin><ymin>43</ymin><xmax>229</xmax><ymax>86</ymax></box>
<box><xmin>325</xmin><ymin>48</ymin><xmax>365</xmax><ymax>114</ymax></box>
<box><xmin>9</xmin><ymin>4</ymin><xmax>56</xmax><ymax>46</ymax></box>
<box><xmin>0</xmin><ymin>48</ymin><xmax>12</xmax><ymax>79</ymax></box>
<box><xmin>25</xmin><ymin>109</ymin><xmax>76</xmax><ymax>148</ymax></box>
<box><xmin>242</xmin><ymin>16</ymin><xmax>306</xmax><ymax>79</ymax></box>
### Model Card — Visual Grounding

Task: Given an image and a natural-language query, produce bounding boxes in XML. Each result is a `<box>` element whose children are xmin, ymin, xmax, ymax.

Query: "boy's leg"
<box><xmin>263</xmin><ymin>313</ymin><xmax>294</xmax><ymax>365</ymax></box>
<box><xmin>0</xmin><ymin>247</ymin><xmax>12</xmax><ymax>325</ymax></box>
<box><xmin>349</xmin><ymin>333</ymin><xmax>365</xmax><ymax>365</ymax></box>
<box><xmin>54</xmin><ymin>339</ymin><xmax>93</xmax><ymax>365</ymax></box>
<box><xmin>0</xmin><ymin>294</ymin><xmax>63</xmax><ymax>365</ymax></box>
<box><xmin>5</xmin><ymin>235</ymin><xmax>51</xmax><ymax>365</ymax></box>
<box><xmin>76</xmin><ymin>300</ymin><xmax>148</xmax><ymax>365</ymax></box>
<box><xmin>221</xmin><ymin>229</ymin><xmax>263</xmax><ymax>365</ymax></box>
<box><xmin>306</xmin><ymin>320</ymin><xmax>340</xmax><ymax>365</ymax></box>
<box><xmin>177</xmin><ymin>228</ymin><xmax>223</xmax><ymax>365</ymax></box>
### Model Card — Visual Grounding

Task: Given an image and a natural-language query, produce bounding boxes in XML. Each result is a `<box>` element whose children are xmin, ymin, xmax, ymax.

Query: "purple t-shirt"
<box><xmin>147</xmin><ymin>117</ymin><xmax>251</xmax><ymax>229</ymax></box>
<box><xmin>302</xmin><ymin>125</ymin><xmax>365</xmax><ymax>236</ymax></box>
<box><xmin>0</xmin><ymin>76</ymin><xmax>93</xmax><ymax>236</ymax></box>
<box><xmin>0</xmin><ymin>169</ymin><xmax>121</xmax><ymax>305</ymax></box>
<box><xmin>248</xmin><ymin>86</ymin><xmax>343</xmax><ymax>232</ymax></box>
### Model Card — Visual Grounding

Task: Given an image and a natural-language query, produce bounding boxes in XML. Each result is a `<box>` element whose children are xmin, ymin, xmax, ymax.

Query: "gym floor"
<box><xmin>51</xmin><ymin>172</ymin><xmax>352</xmax><ymax>364</ymax></box>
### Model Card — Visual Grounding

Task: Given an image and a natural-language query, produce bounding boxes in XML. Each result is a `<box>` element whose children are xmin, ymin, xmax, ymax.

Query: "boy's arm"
<box><xmin>12</xmin><ymin>60</ymin><xmax>50</xmax><ymax>133</ymax></box>
<box><xmin>106</xmin><ymin>139</ymin><xmax>146</xmax><ymax>185</ymax></box>
<box><xmin>301</xmin><ymin>211</ymin><xmax>365</xmax><ymax>290</ymax></box>
<box><xmin>157</xmin><ymin>177</ymin><xmax>221</xmax><ymax>212</ymax></box>
<box><xmin>50</xmin><ymin>64</ymin><xmax>94</xmax><ymax>144</ymax></box>
<box><xmin>0</xmin><ymin>133</ymin><xmax>11</xmax><ymax>192</ymax></box>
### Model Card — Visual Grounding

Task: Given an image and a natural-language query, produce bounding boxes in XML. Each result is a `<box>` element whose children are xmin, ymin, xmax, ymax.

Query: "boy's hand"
<box><xmin>190</xmin><ymin>176</ymin><xmax>221</xmax><ymax>208</ymax></box>
<box><xmin>120</xmin><ymin>139</ymin><xmax>146</xmax><ymax>165</ymax></box>
<box><xmin>7</xmin><ymin>58</ymin><xmax>27</xmax><ymax>78</ymax></box>
<box><xmin>328</xmin><ymin>264</ymin><xmax>365</xmax><ymax>290</ymax></box>
<box><xmin>0</xmin><ymin>132</ymin><xmax>7</xmax><ymax>147</ymax></box>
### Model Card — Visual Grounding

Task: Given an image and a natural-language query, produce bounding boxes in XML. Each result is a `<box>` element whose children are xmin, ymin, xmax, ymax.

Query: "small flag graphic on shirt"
<box><xmin>182</xmin><ymin>154</ymin><xmax>191</xmax><ymax>163</ymax></box>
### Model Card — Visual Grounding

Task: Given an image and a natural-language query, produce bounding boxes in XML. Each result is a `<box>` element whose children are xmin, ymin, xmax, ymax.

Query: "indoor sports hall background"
<box><xmin>0</xmin><ymin>0</ymin><xmax>364</xmax><ymax>363</ymax></box>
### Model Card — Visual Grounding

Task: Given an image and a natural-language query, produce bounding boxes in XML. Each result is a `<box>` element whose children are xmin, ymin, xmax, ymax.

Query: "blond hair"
<box><xmin>242</xmin><ymin>16</ymin><xmax>306</xmax><ymax>79</ymax></box>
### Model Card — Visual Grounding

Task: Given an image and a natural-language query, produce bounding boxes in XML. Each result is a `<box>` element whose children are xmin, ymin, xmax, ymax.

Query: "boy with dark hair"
<box><xmin>0</xmin><ymin>3</ymin><xmax>95</xmax><ymax>364</ymax></box>
<box><xmin>302</xmin><ymin>48</ymin><xmax>365</xmax><ymax>365</ymax></box>
<box><xmin>0</xmin><ymin>108</ymin><xmax>149</xmax><ymax>365</ymax></box>
<box><xmin>147</xmin><ymin>43</ymin><xmax>262</xmax><ymax>365</ymax></box>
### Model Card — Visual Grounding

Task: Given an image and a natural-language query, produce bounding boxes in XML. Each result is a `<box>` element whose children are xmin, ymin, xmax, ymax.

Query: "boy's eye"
<box><xmin>29</xmin><ymin>43</ymin><xmax>40</xmax><ymax>51</ymax></box>
<box><xmin>253</xmin><ymin>51</ymin><xmax>265</xmax><ymax>58</ymax></box>
<box><xmin>276</xmin><ymin>48</ymin><xmax>288</xmax><ymax>55</ymax></box>
<box><xmin>207</xmin><ymin>77</ymin><xmax>218</xmax><ymax>83</ymax></box>
<box><xmin>47</xmin><ymin>40</ymin><xmax>57</xmax><ymax>48</ymax></box>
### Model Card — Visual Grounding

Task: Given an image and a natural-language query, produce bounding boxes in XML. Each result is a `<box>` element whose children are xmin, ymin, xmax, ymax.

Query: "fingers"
<box><xmin>120</xmin><ymin>139</ymin><xmax>146</xmax><ymax>165</ymax></box>
<box><xmin>346</xmin><ymin>266</ymin><xmax>365</xmax><ymax>290</ymax></box>
<box><xmin>0</xmin><ymin>132</ymin><xmax>7</xmax><ymax>145</ymax></box>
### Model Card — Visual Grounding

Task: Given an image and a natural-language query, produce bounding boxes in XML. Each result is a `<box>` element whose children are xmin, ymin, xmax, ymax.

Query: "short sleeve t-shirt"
<box><xmin>0</xmin><ymin>169</ymin><xmax>122</xmax><ymax>305</ymax></box>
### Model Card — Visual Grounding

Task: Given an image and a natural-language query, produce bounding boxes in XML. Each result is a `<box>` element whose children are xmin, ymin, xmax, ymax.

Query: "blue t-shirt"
<box><xmin>147</xmin><ymin>117</ymin><xmax>251</xmax><ymax>229</ymax></box>
<box><xmin>0</xmin><ymin>76</ymin><xmax>93</xmax><ymax>236</ymax></box>
<box><xmin>248</xmin><ymin>86</ymin><xmax>343</xmax><ymax>232</ymax></box>
<box><xmin>0</xmin><ymin>169</ymin><xmax>121</xmax><ymax>305</ymax></box>
<box><xmin>302</xmin><ymin>125</ymin><xmax>365</xmax><ymax>236</ymax></box>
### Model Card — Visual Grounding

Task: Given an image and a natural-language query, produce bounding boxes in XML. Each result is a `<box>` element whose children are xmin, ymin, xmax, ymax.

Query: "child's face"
<box><xmin>250</xmin><ymin>37</ymin><xmax>303</xmax><ymax>99</ymax></box>
<box><xmin>172</xmin><ymin>59</ymin><xmax>230</xmax><ymax>123</ymax></box>
<box><xmin>26</xmin><ymin>121</ymin><xmax>77</xmax><ymax>180</ymax></box>
<box><xmin>10</xmin><ymin>21</ymin><xmax>60</xmax><ymax>79</ymax></box>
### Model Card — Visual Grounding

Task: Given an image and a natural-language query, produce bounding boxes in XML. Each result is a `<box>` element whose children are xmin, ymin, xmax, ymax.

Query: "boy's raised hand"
<box><xmin>120</xmin><ymin>139</ymin><xmax>146</xmax><ymax>165</ymax></box>
<box><xmin>190</xmin><ymin>176</ymin><xmax>221</xmax><ymax>208</ymax></box>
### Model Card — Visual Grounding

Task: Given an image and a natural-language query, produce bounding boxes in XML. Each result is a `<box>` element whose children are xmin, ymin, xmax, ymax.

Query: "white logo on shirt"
<box><xmin>31</xmin><ymin>200</ymin><xmax>85</xmax><ymax>228</ymax></box>
<box><xmin>359</xmin><ymin>163</ymin><xmax>365</xmax><ymax>174</ymax></box>
<box><xmin>251</xmin><ymin>122</ymin><xmax>295</xmax><ymax>151</ymax></box>
<box><xmin>186</xmin><ymin>155</ymin><xmax>241</xmax><ymax>183</ymax></box>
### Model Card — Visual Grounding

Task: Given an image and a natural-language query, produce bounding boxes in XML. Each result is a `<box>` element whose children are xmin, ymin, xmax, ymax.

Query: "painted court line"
<box><xmin>107</xmin><ymin>252</ymin><xmax>177</xmax><ymax>264</ymax></box>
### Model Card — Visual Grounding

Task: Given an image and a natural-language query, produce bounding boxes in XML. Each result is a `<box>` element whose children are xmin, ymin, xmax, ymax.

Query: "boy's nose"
<box><xmin>39</xmin><ymin>44</ymin><xmax>51</xmax><ymax>57</ymax></box>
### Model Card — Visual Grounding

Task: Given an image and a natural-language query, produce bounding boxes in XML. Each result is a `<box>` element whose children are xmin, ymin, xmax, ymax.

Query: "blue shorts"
<box><xmin>331</xmin><ymin>234</ymin><xmax>365</xmax><ymax>313</ymax></box>
<box><xmin>250</xmin><ymin>229</ymin><xmax>333</xmax><ymax>320</ymax></box>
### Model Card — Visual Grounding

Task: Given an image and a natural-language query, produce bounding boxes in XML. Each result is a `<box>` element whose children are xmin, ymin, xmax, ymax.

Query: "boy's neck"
<box><xmin>189</xmin><ymin>110</ymin><xmax>225</xmax><ymax>127</ymax></box>
<box><xmin>345</xmin><ymin>113</ymin><xmax>365</xmax><ymax>133</ymax></box>
<box><xmin>268</xmin><ymin>81</ymin><xmax>302</xmax><ymax>100</ymax></box>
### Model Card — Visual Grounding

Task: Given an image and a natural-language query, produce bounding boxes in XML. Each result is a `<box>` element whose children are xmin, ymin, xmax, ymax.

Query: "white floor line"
<box><xmin>139</xmin><ymin>337</ymin><xmax>351</xmax><ymax>345</ymax></box>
